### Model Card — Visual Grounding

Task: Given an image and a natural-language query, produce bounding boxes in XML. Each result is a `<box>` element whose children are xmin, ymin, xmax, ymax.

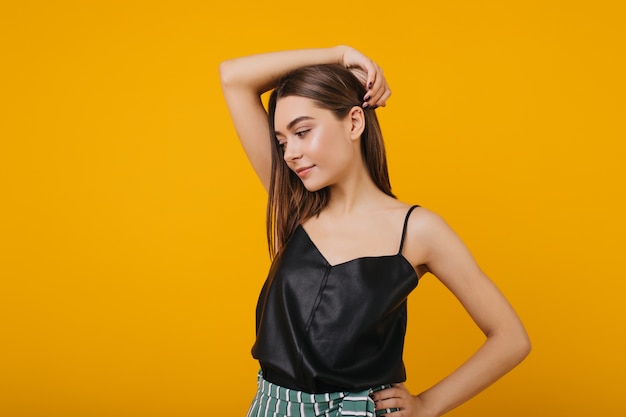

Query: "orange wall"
<box><xmin>1</xmin><ymin>1</ymin><xmax>624</xmax><ymax>416</ymax></box>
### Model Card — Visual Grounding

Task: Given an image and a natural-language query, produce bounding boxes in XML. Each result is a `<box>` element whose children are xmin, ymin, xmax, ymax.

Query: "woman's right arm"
<box><xmin>219</xmin><ymin>46</ymin><xmax>390</xmax><ymax>190</ymax></box>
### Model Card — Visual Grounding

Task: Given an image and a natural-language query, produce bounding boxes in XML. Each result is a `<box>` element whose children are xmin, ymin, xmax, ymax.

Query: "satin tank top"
<box><xmin>252</xmin><ymin>205</ymin><xmax>420</xmax><ymax>393</ymax></box>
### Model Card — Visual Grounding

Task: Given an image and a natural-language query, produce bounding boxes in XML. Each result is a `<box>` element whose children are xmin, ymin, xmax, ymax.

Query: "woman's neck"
<box><xmin>325</xmin><ymin>171</ymin><xmax>392</xmax><ymax>216</ymax></box>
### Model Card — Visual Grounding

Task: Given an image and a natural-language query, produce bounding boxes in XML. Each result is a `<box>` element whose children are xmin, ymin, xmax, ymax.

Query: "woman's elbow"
<box><xmin>519</xmin><ymin>331</ymin><xmax>532</xmax><ymax>358</ymax></box>
<box><xmin>219</xmin><ymin>60</ymin><xmax>236</xmax><ymax>87</ymax></box>
<box><xmin>511</xmin><ymin>328</ymin><xmax>532</xmax><ymax>364</ymax></box>
<box><xmin>492</xmin><ymin>324</ymin><xmax>532</xmax><ymax>365</ymax></box>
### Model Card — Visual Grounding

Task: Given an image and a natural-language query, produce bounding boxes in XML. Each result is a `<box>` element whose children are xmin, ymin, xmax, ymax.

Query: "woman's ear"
<box><xmin>348</xmin><ymin>106</ymin><xmax>366</xmax><ymax>140</ymax></box>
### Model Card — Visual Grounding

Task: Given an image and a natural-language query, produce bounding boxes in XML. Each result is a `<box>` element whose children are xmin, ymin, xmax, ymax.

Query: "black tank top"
<box><xmin>252</xmin><ymin>205</ymin><xmax>420</xmax><ymax>393</ymax></box>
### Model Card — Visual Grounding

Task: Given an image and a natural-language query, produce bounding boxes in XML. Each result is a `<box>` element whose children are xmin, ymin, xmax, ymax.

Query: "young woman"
<box><xmin>219</xmin><ymin>45</ymin><xmax>531</xmax><ymax>417</ymax></box>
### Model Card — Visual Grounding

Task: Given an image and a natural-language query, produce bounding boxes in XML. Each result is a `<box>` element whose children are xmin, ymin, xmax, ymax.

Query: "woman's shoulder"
<box><xmin>375</xmin><ymin>200</ymin><xmax>449</xmax><ymax>240</ymax></box>
<box><xmin>374</xmin><ymin>200</ymin><xmax>442</xmax><ymax>229</ymax></box>
<box><xmin>395</xmin><ymin>202</ymin><xmax>456</xmax><ymax>268</ymax></box>
<box><xmin>402</xmin><ymin>204</ymin><xmax>451</xmax><ymax>237</ymax></box>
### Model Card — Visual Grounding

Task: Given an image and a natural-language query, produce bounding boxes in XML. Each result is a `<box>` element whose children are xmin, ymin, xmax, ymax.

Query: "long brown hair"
<box><xmin>267</xmin><ymin>64</ymin><xmax>395</xmax><ymax>258</ymax></box>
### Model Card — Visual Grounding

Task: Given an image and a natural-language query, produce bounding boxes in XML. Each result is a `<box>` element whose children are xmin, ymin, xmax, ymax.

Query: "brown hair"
<box><xmin>266</xmin><ymin>64</ymin><xmax>395</xmax><ymax>257</ymax></box>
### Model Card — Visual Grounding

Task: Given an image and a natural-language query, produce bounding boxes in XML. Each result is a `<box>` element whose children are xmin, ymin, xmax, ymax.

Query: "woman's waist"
<box><xmin>259</xmin><ymin>362</ymin><xmax>404</xmax><ymax>394</ymax></box>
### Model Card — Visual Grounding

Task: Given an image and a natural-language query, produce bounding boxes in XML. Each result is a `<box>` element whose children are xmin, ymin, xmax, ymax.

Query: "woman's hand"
<box><xmin>370</xmin><ymin>383</ymin><xmax>437</xmax><ymax>417</ymax></box>
<box><xmin>339</xmin><ymin>46</ymin><xmax>391</xmax><ymax>109</ymax></box>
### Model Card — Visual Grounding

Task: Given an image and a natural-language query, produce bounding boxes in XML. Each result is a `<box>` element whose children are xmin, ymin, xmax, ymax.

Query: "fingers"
<box><xmin>362</xmin><ymin>64</ymin><xmax>391</xmax><ymax>109</ymax></box>
<box><xmin>371</xmin><ymin>384</ymin><xmax>405</xmax><ymax>402</ymax></box>
<box><xmin>370</xmin><ymin>384</ymin><xmax>414</xmax><ymax>414</ymax></box>
<box><xmin>341</xmin><ymin>46</ymin><xmax>391</xmax><ymax>109</ymax></box>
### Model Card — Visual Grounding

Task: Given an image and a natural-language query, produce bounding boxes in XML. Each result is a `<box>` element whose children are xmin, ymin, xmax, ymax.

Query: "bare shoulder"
<box><xmin>405</xmin><ymin>206</ymin><xmax>450</xmax><ymax>235</ymax></box>
<box><xmin>400</xmin><ymin>205</ymin><xmax>459</xmax><ymax>270</ymax></box>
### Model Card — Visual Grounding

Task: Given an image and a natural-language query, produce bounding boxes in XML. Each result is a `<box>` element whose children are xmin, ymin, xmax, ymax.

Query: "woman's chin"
<box><xmin>301</xmin><ymin>180</ymin><xmax>326</xmax><ymax>193</ymax></box>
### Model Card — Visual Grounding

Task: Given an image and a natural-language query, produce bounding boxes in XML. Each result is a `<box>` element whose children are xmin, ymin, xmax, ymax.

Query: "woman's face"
<box><xmin>274</xmin><ymin>96</ymin><xmax>360</xmax><ymax>192</ymax></box>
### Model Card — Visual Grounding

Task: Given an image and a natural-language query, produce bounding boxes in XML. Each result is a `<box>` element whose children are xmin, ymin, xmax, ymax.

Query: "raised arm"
<box><xmin>219</xmin><ymin>46</ymin><xmax>390</xmax><ymax>190</ymax></box>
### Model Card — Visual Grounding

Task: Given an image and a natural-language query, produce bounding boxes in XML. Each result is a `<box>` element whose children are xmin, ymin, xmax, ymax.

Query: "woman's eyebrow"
<box><xmin>275</xmin><ymin>116</ymin><xmax>314</xmax><ymax>136</ymax></box>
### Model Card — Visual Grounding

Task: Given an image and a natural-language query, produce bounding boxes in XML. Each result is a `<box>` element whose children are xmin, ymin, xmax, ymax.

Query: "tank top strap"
<box><xmin>398</xmin><ymin>205</ymin><xmax>420</xmax><ymax>254</ymax></box>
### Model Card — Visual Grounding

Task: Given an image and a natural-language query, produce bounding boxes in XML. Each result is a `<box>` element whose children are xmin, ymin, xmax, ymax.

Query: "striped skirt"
<box><xmin>246</xmin><ymin>371</ymin><xmax>398</xmax><ymax>417</ymax></box>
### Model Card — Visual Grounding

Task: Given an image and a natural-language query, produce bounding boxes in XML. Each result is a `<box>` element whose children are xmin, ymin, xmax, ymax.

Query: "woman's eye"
<box><xmin>295</xmin><ymin>129</ymin><xmax>310</xmax><ymax>137</ymax></box>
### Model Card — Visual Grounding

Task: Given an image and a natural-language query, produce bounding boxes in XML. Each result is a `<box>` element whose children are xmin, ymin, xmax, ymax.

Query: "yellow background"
<box><xmin>1</xmin><ymin>1</ymin><xmax>624</xmax><ymax>416</ymax></box>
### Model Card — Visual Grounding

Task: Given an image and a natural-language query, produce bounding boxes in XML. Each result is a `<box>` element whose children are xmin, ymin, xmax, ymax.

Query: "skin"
<box><xmin>274</xmin><ymin>96</ymin><xmax>365</xmax><ymax>194</ymax></box>
<box><xmin>220</xmin><ymin>46</ymin><xmax>531</xmax><ymax>416</ymax></box>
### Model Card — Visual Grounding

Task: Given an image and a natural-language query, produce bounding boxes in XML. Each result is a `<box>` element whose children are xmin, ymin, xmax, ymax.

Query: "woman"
<box><xmin>219</xmin><ymin>45</ymin><xmax>531</xmax><ymax>417</ymax></box>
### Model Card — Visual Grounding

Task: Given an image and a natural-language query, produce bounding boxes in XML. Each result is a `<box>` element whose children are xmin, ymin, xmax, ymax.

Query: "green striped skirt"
<box><xmin>246</xmin><ymin>371</ymin><xmax>398</xmax><ymax>417</ymax></box>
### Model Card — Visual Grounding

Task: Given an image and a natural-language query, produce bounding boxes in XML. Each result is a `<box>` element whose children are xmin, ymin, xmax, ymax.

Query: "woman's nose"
<box><xmin>283</xmin><ymin>140</ymin><xmax>302</xmax><ymax>162</ymax></box>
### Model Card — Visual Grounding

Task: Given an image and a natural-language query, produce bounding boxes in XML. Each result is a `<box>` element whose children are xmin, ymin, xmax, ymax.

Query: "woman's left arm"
<box><xmin>372</xmin><ymin>209</ymin><xmax>531</xmax><ymax>417</ymax></box>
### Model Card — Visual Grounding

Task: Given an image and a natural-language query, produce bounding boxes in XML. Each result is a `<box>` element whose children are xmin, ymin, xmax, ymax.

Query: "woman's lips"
<box><xmin>296</xmin><ymin>165</ymin><xmax>315</xmax><ymax>177</ymax></box>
